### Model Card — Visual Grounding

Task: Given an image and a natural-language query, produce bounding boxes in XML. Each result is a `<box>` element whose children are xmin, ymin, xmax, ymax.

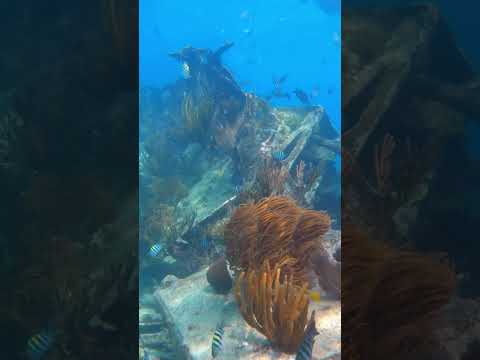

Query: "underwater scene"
<box><xmin>139</xmin><ymin>1</ymin><xmax>340</xmax><ymax>359</ymax></box>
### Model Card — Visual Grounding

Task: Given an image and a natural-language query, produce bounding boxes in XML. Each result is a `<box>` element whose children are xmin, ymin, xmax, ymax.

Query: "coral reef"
<box><xmin>137</xmin><ymin>42</ymin><xmax>340</xmax><ymax>358</ymax></box>
<box><xmin>234</xmin><ymin>260</ymin><xmax>310</xmax><ymax>354</ymax></box>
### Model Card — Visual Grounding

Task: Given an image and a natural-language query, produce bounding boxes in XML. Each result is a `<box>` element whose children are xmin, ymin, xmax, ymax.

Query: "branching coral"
<box><xmin>234</xmin><ymin>260</ymin><xmax>310</xmax><ymax>353</ymax></box>
<box><xmin>225</xmin><ymin>196</ymin><xmax>331</xmax><ymax>285</ymax></box>
<box><xmin>249</xmin><ymin>158</ymin><xmax>289</xmax><ymax>200</ymax></box>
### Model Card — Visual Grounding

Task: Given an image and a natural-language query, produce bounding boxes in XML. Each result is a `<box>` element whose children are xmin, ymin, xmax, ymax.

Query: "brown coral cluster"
<box><xmin>234</xmin><ymin>260</ymin><xmax>310</xmax><ymax>353</ymax></box>
<box><xmin>226</xmin><ymin>196</ymin><xmax>331</xmax><ymax>352</ymax></box>
<box><xmin>342</xmin><ymin>225</ymin><xmax>456</xmax><ymax>360</ymax></box>
<box><xmin>225</xmin><ymin>196</ymin><xmax>331</xmax><ymax>285</ymax></box>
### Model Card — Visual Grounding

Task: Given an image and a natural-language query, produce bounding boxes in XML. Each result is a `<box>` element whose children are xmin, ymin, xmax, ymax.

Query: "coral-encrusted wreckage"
<box><xmin>140</xmin><ymin>41</ymin><xmax>340</xmax><ymax>359</ymax></box>
<box><xmin>139</xmin><ymin>3</ymin><xmax>480</xmax><ymax>359</ymax></box>
<box><xmin>342</xmin><ymin>4</ymin><xmax>480</xmax><ymax>360</ymax></box>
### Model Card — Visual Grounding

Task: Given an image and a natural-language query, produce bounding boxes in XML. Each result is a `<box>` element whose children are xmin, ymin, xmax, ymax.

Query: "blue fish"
<box><xmin>143</xmin><ymin>349</ymin><xmax>150</xmax><ymax>360</ymax></box>
<box><xmin>295</xmin><ymin>312</ymin><xmax>318</xmax><ymax>360</ymax></box>
<box><xmin>26</xmin><ymin>329</ymin><xmax>55</xmax><ymax>360</ymax></box>
<box><xmin>199</xmin><ymin>238</ymin><xmax>210</xmax><ymax>251</ymax></box>
<box><xmin>272</xmin><ymin>150</ymin><xmax>286</xmax><ymax>161</ymax></box>
<box><xmin>211</xmin><ymin>322</ymin><xmax>225</xmax><ymax>358</ymax></box>
<box><xmin>148</xmin><ymin>243</ymin><xmax>163</xmax><ymax>257</ymax></box>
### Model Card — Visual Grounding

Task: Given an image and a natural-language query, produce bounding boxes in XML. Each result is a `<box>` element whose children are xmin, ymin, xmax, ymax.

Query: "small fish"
<box><xmin>273</xmin><ymin>74</ymin><xmax>288</xmax><ymax>89</ymax></box>
<box><xmin>293</xmin><ymin>88</ymin><xmax>311</xmax><ymax>105</ymax></box>
<box><xmin>295</xmin><ymin>312</ymin><xmax>318</xmax><ymax>360</ymax></box>
<box><xmin>143</xmin><ymin>349</ymin><xmax>150</xmax><ymax>360</ymax></box>
<box><xmin>26</xmin><ymin>330</ymin><xmax>55</xmax><ymax>360</ymax></box>
<box><xmin>148</xmin><ymin>243</ymin><xmax>163</xmax><ymax>257</ymax></box>
<box><xmin>272</xmin><ymin>150</ymin><xmax>286</xmax><ymax>161</ymax></box>
<box><xmin>199</xmin><ymin>238</ymin><xmax>211</xmax><ymax>251</ymax></box>
<box><xmin>211</xmin><ymin>322</ymin><xmax>225</xmax><ymax>358</ymax></box>
<box><xmin>308</xmin><ymin>290</ymin><xmax>321</xmax><ymax>302</ymax></box>
<box><xmin>182</xmin><ymin>62</ymin><xmax>191</xmax><ymax>79</ymax></box>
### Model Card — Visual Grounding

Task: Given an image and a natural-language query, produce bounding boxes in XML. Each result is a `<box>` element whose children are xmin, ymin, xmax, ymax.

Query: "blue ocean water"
<box><xmin>140</xmin><ymin>0</ymin><xmax>340</xmax><ymax>131</ymax></box>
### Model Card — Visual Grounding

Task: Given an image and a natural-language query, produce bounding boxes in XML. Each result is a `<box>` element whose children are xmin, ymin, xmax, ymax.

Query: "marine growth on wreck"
<box><xmin>139</xmin><ymin>1</ymin><xmax>340</xmax><ymax>359</ymax></box>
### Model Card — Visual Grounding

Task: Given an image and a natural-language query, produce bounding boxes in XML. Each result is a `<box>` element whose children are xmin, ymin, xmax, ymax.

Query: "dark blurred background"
<box><xmin>342</xmin><ymin>1</ymin><xmax>480</xmax><ymax>359</ymax></box>
<box><xmin>0</xmin><ymin>1</ymin><xmax>138</xmax><ymax>359</ymax></box>
<box><xmin>345</xmin><ymin>0</ymin><xmax>480</xmax><ymax>71</ymax></box>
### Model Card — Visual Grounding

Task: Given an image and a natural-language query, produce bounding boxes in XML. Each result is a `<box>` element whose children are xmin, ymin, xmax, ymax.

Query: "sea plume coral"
<box><xmin>225</xmin><ymin>196</ymin><xmax>331</xmax><ymax>285</ymax></box>
<box><xmin>253</xmin><ymin>158</ymin><xmax>289</xmax><ymax>198</ymax></box>
<box><xmin>234</xmin><ymin>260</ymin><xmax>310</xmax><ymax>353</ymax></box>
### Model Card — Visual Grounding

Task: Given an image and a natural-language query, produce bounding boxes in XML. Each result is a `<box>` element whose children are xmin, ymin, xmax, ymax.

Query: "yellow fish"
<box><xmin>309</xmin><ymin>290</ymin><xmax>321</xmax><ymax>302</ymax></box>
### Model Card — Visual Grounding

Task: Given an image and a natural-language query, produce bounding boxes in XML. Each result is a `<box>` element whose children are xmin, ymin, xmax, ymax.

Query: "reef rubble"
<box><xmin>151</xmin><ymin>267</ymin><xmax>340</xmax><ymax>360</ymax></box>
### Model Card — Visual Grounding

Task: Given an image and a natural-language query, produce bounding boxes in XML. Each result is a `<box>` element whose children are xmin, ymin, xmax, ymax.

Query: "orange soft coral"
<box><xmin>225</xmin><ymin>196</ymin><xmax>331</xmax><ymax>285</ymax></box>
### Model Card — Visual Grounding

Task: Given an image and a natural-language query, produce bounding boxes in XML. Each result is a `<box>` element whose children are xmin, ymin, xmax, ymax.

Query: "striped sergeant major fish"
<box><xmin>295</xmin><ymin>311</ymin><xmax>318</xmax><ymax>360</ymax></box>
<box><xmin>148</xmin><ymin>242</ymin><xmax>163</xmax><ymax>257</ymax></box>
<box><xmin>211</xmin><ymin>320</ymin><xmax>225</xmax><ymax>358</ymax></box>
<box><xmin>25</xmin><ymin>328</ymin><xmax>56</xmax><ymax>360</ymax></box>
<box><xmin>143</xmin><ymin>349</ymin><xmax>150</xmax><ymax>360</ymax></box>
<box><xmin>272</xmin><ymin>150</ymin><xmax>286</xmax><ymax>161</ymax></box>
